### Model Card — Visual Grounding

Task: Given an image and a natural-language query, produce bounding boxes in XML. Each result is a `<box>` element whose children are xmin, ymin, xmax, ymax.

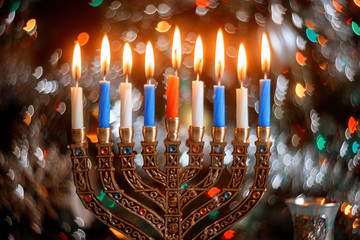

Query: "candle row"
<box><xmin>70</xmin><ymin>28</ymin><xmax>271</xmax><ymax>131</ymax></box>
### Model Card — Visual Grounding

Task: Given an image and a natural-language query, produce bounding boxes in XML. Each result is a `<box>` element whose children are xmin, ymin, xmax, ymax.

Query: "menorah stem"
<box><xmin>164</xmin><ymin>118</ymin><xmax>182</xmax><ymax>239</ymax></box>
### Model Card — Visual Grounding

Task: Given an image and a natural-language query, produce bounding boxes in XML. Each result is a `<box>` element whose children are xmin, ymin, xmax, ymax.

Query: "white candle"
<box><xmin>192</xmin><ymin>35</ymin><xmax>204</xmax><ymax>127</ymax></box>
<box><xmin>121</xmin><ymin>42</ymin><xmax>133</xmax><ymax>128</ymax></box>
<box><xmin>71</xmin><ymin>87</ymin><xmax>83</xmax><ymax>129</ymax></box>
<box><xmin>120</xmin><ymin>82</ymin><xmax>132</xmax><ymax>128</ymax></box>
<box><xmin>236</xmin><ymin>43</ymin><xmax>248</xmax><ymax>128</ymax></box>
<box><xmin>236</xmin><ymin>87</ymin><xmax>248</xmax><ymax>128</ymax></box>
<box><xmin>192</xmin><ymin>80</ymin><xmax>204</xmax><ymax>127</ymax></box>
<box><xmin>71</xmin><ymin>42</ymin><xmax>83</xmax><ymax>129</ymax></box>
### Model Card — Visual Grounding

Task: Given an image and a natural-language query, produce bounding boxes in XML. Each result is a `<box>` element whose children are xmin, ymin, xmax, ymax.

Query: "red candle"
<box><xmin>166</xmin><ymin>75</ymin><xmax>179</xmax><ymax>118</ymax></box>
<box><xmin>166</xmin><ymin>27</ymin><xmax>181</xmax><ymax>118</ymax></box>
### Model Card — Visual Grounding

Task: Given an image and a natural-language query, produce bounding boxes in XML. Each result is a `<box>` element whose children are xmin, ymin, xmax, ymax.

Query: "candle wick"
<box><xmin>216</xmin><ymin>60</ymin><xmax>222</xmax><ymax>86</ymax></box>
<box><xmin>196</xmin><ymin>73</ymin><xmax>199</xmax><ymax>82</ymax></box>
<box><xmin>240</xmin><ymin>79</ymin><xmax>243</xmax><ymax>88</ymax></box>
<box><xmin>175</xmin><ymin>69</ymin><xmax>178</xmax><ymax>77</ymax></box>
<box><xmin>148</xmin><ymin>77</ymin><xmax>151</xmax><ymax>85</ymax></box>
<box><xmin>103</xmin><ymin>62</ymin><xmax>107</xmax><ymax>81</ymax></box>
<box><xmin>75</xmin><ymin>66</ymin><xmax>79</xmax><ymax>87</ymax></box>
<box><xmin>126</xmin><ymin>73</ymin><xmax>128</xmax><ymax>84</ymax></box>
<box><xmin>264</xmin><ymin>72</ymin><xmax>267</xmax><ymax>80</ymax></box>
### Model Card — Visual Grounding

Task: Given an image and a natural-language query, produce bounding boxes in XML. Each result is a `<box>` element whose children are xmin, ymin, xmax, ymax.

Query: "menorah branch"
<box><xmin>181</xmin><ymin>128</ymin><xmax>249</xmax><ymax>237</ymax></box>
<box><xmin>180</xmin><ymin>127</ymin><xmax>226</xmax><ymax>210</ymax></box>
<box><xmin>96</xmin><ymin>128</ymin><xmax>165</xmax><ymax>236</ymax></box>
<box><xmin>71</xmin><ymin>128</ymin><xmax>154</xmax><ymax>240</ymax></box>
<box><xmin>118</xmin><ymin>128</ymin><xmax>166</xmax><ymax>211</ymax></box>
<box><xmin>194</xmin><ymin>127</ymin><xmax>271</xmax><ymax>240</ymax></box>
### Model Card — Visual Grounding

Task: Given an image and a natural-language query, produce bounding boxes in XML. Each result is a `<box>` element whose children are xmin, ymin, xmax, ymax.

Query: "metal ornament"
<box><xmin>70</xmin><ymin>120</ymin><xmax>272</xmax><ymax>240</ymax></box>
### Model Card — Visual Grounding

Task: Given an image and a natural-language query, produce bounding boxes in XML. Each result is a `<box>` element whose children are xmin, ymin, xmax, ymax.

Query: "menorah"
<box><xmin>70</xmin><ymin>117</ymin><xmax>271</xmax><ymax>240</ymax></box>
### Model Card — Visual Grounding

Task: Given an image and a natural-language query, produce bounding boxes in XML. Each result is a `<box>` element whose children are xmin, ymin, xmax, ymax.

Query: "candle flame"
<box><xmin>145</xmin><ymin>41</ymin><xmax>154</xmax><ymax>82</ymax></box>
<box><xmin>194</xmin><ymin>36</ymin><xmax>203</xmax><ymax>77</ymax></box>
<box><xmin>101</xmin><ymin>34</ymin><xmax>110</xmax><ymax>77</ymax></box>
<box><xmin>72</xmin><ymin>42</ymin><xmax>81</xmax><ymax>85</ymax></box>
<box><xmin>261</xmin><ymin>33</ymin><xmax>271</xmax><ymax>78</ymax></box>
<box><xmin>215</xmin><ymin>29</ymin><xmax>224</xmax><ymax>83</ymax></box>
<box><xmin>123</xmin><ymin>42</ymin><xmax>132</xmax><ymax>78</ymax></box>
<box><xmin>237</xmin><ymin>43</ymin><xmax>247</xmax><ymax>86</ymax></box>
<box><xmin>172</xmin><ymin>26</ymin><xmax>181</xmax><ymax>71</ymax></box>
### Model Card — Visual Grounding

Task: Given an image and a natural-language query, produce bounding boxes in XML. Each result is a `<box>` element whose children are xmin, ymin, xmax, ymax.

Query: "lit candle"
<box><xmin>99</xmin><ymin>35</ymin><xmax>111</xmax><ymax>128</ymax></box>
<box><xmin>144</xmin><ymin>41</ymin><xmax>155</xmax><ymax>127</ymax></box>
<box><xmin>259</xmin><ymin>33</ymin><xmax>271</xmax><ymax>127</ymax></box>
<box><xmin>192</xmin><ymin>36</ymin><xmax>204</xmax><ymax>127</ymax></box>
<box><xmin>165</xmin><ymin>27</ymin><xmax>181</xmax><ymax>118</ymax></box>
<box><xmin>121</xmin><ymin>43</ymin><xmax>132</xmax><ymax>128</ymax></box>
<box><xmin>236</xmin><ymin>43</ymin><xmax>248</xmax><ymax>128</ymax></box>
<box><xmin>71</xmin><ymin>42</ymin><xmax>83</xmax><ymax>129</ymax></box>
<box><xmin>213</xmin><ymin>29</ymin><xmax>225</xmax><ymax>128</ymax></box>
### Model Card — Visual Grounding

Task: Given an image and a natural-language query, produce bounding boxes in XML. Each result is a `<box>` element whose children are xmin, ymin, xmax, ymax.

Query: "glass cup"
<box><xmin>286</xmin><ymin>197</ymin><xmax>340</xmax><ymax>240</ymax></box>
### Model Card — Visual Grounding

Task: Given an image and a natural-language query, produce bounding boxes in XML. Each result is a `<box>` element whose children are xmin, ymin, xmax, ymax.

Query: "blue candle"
<box><xmin>99</xmin><ymin>80</ymin><xmax>111</xmax><ymax>128</ymax></box>
<box><xmin>144</xmin><ymin>84</ymin><xmax>155</xmax><ymax>126</ymax></box>
<box><xmin>213</xmin><ymin>85</ymin><xmax>225</xmax><ymax>127</ymax></box>
<box><xmin>259</xmin><ymin>79</ymin><xmax>271</xmax><ymax>127</ymax></box>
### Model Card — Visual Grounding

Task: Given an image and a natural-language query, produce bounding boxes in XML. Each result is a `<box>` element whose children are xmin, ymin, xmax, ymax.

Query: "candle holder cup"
<box><xmin>70</xmin><ymin>120</ymin><xmax>272</xmax><ymax>239</ymax></box>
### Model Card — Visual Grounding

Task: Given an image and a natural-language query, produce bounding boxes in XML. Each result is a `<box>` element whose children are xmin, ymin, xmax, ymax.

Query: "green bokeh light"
<box><xmin>352</xmin><ymin>141</ymin><xmax>360</xmax><ymax>154</ymax></box>
<box><xmin>353</xmin><ymin>91</ymin><xmax>360</xmax><ymax>105</ymax></box>
<box><xmin>10</xmin><ymin>1</ymin><xmax>20</xmax><ymax>12</ymax></box>
<box><xmin>316</xmin><ymin>134</ymin><xmax>327</xmax><ymax>151</ymax></box>
<box><xmin>89</xmin><ymin>0</ymin><xmax>103</xmax><ymax>7</ymax></box>
<box><xmin>351</xmin><ymin>21</ymin><xmax>360</xmax><ymax>36</ymax></box>
<box><xmin>306</xmin><ymin>28</ymin><xmax>319</xmax><ymax>43</ymax></box>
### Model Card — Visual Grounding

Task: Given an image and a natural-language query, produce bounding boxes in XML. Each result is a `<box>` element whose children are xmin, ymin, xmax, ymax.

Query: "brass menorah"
<box><xmin>70</xmin><ymin>118</ymin><xmax>271</xmax><ymax>240</ymax></box>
